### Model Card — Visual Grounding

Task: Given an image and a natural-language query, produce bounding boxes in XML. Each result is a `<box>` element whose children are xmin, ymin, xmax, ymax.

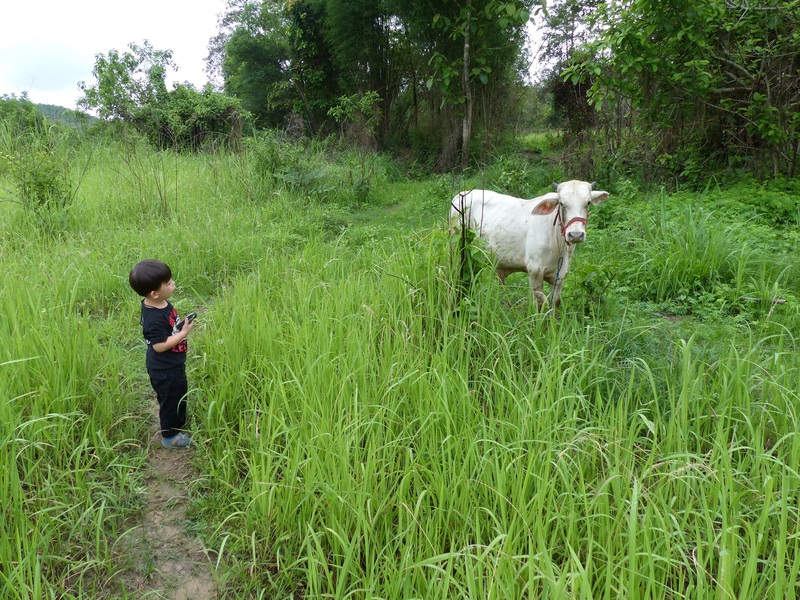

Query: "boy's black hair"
<box><xmin>129</xmin><ymin>259</ymin><xmax>172</xmax><ymax>297</ymax></box>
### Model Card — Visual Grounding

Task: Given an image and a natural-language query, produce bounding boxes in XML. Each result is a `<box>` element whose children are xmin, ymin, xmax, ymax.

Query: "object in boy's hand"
<box><xmin>175</xmin><ymin>312</ymin><xmax>197</xmax><ymax>331</ymax></box>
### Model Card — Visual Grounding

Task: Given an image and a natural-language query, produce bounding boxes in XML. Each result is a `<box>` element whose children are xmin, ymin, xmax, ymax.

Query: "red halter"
<box><xmin>553</xmin><ymin>205</ymin><xmax>588</xmax><ymax>238</ymax></box>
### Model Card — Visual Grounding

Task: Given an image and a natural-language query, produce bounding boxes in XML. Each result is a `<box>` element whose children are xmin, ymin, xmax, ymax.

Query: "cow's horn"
<box><xmin>589</xmin><ymin>181</ymin><xmax>596</xmax><ymax>188</ymax></box>
<box><xmin>552</xmin><ymin>182</ymin><xmax>558</xmax><ymax>190</ymax></box>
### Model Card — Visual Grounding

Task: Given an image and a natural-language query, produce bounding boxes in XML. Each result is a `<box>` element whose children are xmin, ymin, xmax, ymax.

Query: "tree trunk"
<box><xmin>461</xmin><ymin>1</ymin><xmax>473</xmax><ymax>171</ymax></box>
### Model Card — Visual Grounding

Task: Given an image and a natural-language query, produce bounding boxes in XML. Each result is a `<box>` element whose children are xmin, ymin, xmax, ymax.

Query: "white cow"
<box><xmin>450</xmin><ymin>180</ymin><xmax>609</xmax><ymax>309</ymax></box>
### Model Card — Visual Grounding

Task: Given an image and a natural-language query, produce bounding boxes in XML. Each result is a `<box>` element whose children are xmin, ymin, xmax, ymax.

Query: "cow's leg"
<box><xmin>550</xmin><ymin>280</ymin><xmax>564</xmax><ymax>309</ymax></box>
<box><xmin>526</xmin><ymin>269</ymin><xmax>547</xmax><ymax>310</ymax></box>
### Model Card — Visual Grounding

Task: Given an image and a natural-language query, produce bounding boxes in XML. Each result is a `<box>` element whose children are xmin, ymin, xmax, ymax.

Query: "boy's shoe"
<box><xmin>162</xmin><ymin>432</ymin><xmax>192</xmax><ymax>448</ymax></box>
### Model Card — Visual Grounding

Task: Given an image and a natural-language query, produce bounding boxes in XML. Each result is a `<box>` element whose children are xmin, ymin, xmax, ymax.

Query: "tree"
<box><xmin>322</xmin><ymin>0</ymin><xmax>401</xmax><ymax>139</ymax></box>
<box><xmin>79</xmin><ymin>41</ymin><xmax>246</xmax><ymax>150</ymax></box>
<box><xmin>428</xmin><ymin>0</ymin><xmax>533</xmax><ymax>168</ymax></box>
<box><xmin>286</xmin><ymin>0</ymin><xmax>341</xmax><ymax>133</ymax></box>
<box><xmin>209</xmin><ymin>0</ymin><xmax>537</xmax><ymax>166</ymax></box>
<box><xmin>220</xmin><ymin>1</ymin><xmax>294</xmax><ymax>128</ymax></box>
<box><xmin>535</xmin><ymin>0</ymin><xmax>597</xmax><ymax>68</ymax></box>
<box><xmin>78</xmin><ymin>41</ymin><xmax>175</xmax><ymax>122</ymax></box>
<box><xmin>565</xmin><ymin>0</ymin><xmax>800</xmax><ymax>180</ymax></box>
<box><xmin>528</xmin><ymin>0</ymin><xmax>604</xmax><ymax>139</ymax></box>
<box><xmin>0</xmin><ymin>93</ymin><xmax>47</xmax><ymax>134</ymax></box>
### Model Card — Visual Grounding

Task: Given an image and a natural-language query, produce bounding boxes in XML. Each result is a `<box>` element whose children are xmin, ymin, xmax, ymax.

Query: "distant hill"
<box><xmin>36</xmin><ymin>103</ymin><xmax>98</xmax><ymax>126</ymax></box>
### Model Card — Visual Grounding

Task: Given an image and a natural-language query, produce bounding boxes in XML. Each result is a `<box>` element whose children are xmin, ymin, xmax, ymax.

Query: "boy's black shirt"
<box><xmin>140</xmin><ymin>300</ymin><xmax>187</xmax><ymax>372</ymax></box>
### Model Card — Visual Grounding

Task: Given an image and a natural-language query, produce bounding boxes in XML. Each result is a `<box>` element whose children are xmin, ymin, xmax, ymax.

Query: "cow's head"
<box><xmin>531</xmin><ymin>180</ymin><xmax>609</xmax><ymax>244</ymax></box>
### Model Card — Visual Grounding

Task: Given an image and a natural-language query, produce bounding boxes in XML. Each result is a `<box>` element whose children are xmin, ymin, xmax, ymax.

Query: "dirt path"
<box><xmin>117</xmin><ymin>406</ymin><xmax>218</xmax><ymax>599</ymax></box>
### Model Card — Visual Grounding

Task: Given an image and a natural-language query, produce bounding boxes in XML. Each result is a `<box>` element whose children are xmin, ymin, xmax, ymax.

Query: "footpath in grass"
<box><xmin>115</xmin><ymin>403</ymin><xmax>218</xmax><ymax>598</ymax></box>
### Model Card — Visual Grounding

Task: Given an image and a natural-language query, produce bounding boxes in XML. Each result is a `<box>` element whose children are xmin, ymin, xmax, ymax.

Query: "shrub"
<box><xmin>0</xmin><ymin>121</ymin><xmax>78</xmax><ymax>234</ymax></box>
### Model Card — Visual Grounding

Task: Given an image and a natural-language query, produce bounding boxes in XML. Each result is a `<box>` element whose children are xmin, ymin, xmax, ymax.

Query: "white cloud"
<box><xmin>0</xmin><ymin>0</ymin><xmax>226</xmax><ymax>109</ymax></box>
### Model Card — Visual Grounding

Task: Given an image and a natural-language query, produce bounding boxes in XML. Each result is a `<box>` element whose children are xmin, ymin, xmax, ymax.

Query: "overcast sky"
<box><xmin>0</xmin><ymin>0</ymin><xmax>226</xmax><ymax>109</ymax></box>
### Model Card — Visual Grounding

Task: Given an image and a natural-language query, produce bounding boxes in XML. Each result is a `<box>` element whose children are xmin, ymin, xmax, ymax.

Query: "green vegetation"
<box><xmin>77</xmin><ymin>41</ymin><xmax>245</xmax><ymax>151</ymax></box>
<box><xmin>544</xmin><ymin>0</ymin><xmax>800</xmax><ymax>183</ymax></box>
<box><xmin>3</xmin><ymin>0</ymin><xmax>797</xmax><ymax>592</ymax></box>
<box><xmin>2</xmin><ymin>116</ymin><xmax>799</xmax><ymax>597</ymax></box>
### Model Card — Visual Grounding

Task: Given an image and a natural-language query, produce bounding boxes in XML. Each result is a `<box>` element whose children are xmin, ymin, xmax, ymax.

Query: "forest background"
<box><xmin>7</xmin><ymin>0</ymin><xmax>797</xmax><ymax>183</ymax></box>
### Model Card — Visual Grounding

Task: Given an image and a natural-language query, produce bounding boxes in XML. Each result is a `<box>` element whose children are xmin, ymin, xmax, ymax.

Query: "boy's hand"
<box><xmin>182</xmin><ymin>319</ymin><xmax>195</xmax><ymax>335</ymax></box>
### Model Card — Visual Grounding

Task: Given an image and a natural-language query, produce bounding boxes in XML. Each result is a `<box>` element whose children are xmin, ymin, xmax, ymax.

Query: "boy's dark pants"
<box><xmin>148</xmin><ymin>367</ymin><xmax>188</xmax><ymax>438</ymax></box>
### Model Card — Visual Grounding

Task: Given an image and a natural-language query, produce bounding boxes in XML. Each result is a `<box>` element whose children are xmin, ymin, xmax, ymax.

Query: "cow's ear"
<box><xmin>590</xmin><ymin>191</ymin><xmax>609</xmax><ymax>205</ymax></box>
<box><xmin>532</xmin><ymin>198</ymin><xmax>559</xmax><ymax>215</ymax></box>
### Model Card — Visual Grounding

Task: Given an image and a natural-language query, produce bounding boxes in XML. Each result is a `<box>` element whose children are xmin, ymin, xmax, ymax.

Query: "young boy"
<box><xmin>129</xmin><ymin>259</ymin><xmax>195</xmax><ymax>448</ymax></box>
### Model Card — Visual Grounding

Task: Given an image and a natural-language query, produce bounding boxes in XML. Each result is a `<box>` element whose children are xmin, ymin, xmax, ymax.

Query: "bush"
<box><xmin>244</xmin><ymin>132</ymin><xmax>401</xmax><ymax>208</ymax></box>
<box><xmin>0</xmin><ymin>93</ymin><xmax>46</xmax><ymax>136</ymax></box>
<box><xmin>0</xmin><ymin>120</ymin><xmax>78</xmax><ymax>235</ymax></box>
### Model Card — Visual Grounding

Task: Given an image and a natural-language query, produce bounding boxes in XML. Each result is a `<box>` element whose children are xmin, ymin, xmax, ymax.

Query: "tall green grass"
<box><xmin>193</xmin><ymin>228</ymin><xmax>800</xmax><ymax>597</ymax></box>
<box><xmin>0</xmin><ymin>253</ymin><xmax>147</xmax><ymax>598</ymax></box>
<box><xmin>2</xmin><ymin>131</ymin><xmax>799</xmax><ymax>597</ymax></box>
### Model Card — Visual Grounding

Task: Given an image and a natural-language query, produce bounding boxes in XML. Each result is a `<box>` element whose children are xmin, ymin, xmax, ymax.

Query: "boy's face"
<box><xmin>151</xmin><ymin>278</ymin><xmax>176</xmax><ymax>301</ymax></box>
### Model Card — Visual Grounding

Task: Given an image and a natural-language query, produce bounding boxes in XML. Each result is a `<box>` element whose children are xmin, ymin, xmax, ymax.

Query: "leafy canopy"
<box><xmin>78</xmin><ymin>41</ymin><xmax>246</xmax><ymax>150</ymax></box>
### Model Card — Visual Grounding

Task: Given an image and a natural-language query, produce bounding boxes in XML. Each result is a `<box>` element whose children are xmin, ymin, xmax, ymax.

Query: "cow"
<box><xmin>450</xmin><ymin>180</ymin><xmax>609</xmax><ymax>310</ymax></box>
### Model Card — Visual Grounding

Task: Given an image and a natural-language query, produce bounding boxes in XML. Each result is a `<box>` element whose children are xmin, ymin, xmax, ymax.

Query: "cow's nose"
<box><xmin>567</xmin><ymin>230</ymin><xmax>585</xmax><ymax>243</ymax></box>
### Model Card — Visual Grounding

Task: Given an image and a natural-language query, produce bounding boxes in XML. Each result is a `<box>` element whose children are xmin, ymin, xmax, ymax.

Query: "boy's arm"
<box><xmin>153</xmin><ymin>319</ymin><xmax>194</xmax><ymax>352</ymax></box>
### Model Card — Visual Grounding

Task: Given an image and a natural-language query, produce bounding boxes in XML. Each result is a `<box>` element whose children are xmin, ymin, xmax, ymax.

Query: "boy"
<box><xmin>129</xmin><ymin>259</ymin><xmax>195</xmax><ymax>448</ymax></box>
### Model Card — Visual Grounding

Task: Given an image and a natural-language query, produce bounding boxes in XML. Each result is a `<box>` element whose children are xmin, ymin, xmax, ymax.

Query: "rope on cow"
<box><xmin>550</xmin><ymin>254</ymin><xmax>564</xmax><ymax>307</ymax></box>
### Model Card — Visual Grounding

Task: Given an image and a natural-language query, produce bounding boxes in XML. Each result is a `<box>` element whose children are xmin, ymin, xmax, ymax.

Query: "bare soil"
<box><xmin>116</xmin><ymin>406</ymin><xmax>218</xmax><ymax>599</ymax></box>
